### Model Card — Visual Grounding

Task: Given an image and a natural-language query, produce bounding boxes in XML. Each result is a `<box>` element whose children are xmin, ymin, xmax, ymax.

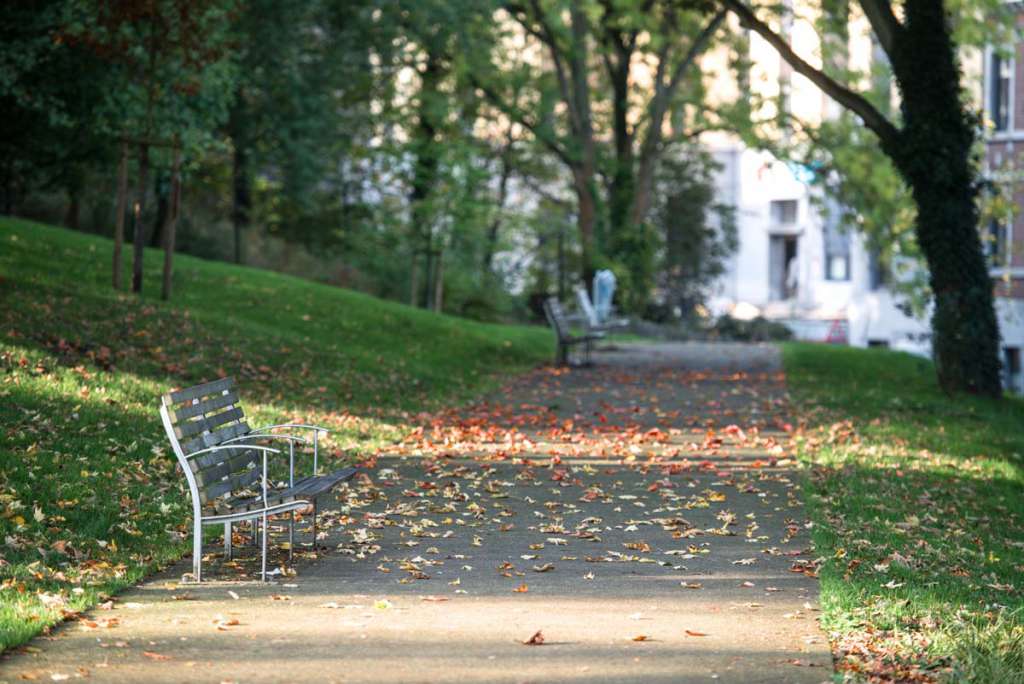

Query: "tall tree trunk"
<box><xmin>483</xmin><ymin>135</ymin><xmax>515</xmax><ymax>277</ymax></box>
<box><xmin>64</xmin><ymin>188</ymin><xmax>80</xmax><ymax>230</ymax></box>
<box><xmin>408</xmin><ymin>49</ymin><xmax>443</xmax><ymax>308</ymax></box>
<box><xmin>886</xmin><ymin>0</ymin><xmax>1001</xmax><ymax>396</ymax></box>
<box><xmin>113</xmin><ymin>141</ymin><xmax>128</xmax><ymax>290</ymax></box>
<box><xmin>725</xmin><ymin>0</ymin><xmax>1000</xmax><ymax>395</ymax></box>
<box><xmin>572</xmin><ymin>168</ymin><xmax>598</xmax><ymax>285</ymax></box>
<box><xmin>161</xmin><ymin>144</ymin><xmax>181</xmax><ymax>301</ymax></box>
<box><xmin>151</xmin><ymin>174</ymin><xmax>168</xmax><ymax>248</ymax></box>
<box><xmin>433</xmin><ymin>248</ymin><xmax>444</xmax><ymax>313</ymax></box>
<box><xmin>131</xmin><ymin>143</ymin><xmax>150</xmax><ymax>294</ymax></box>
<box><xmin>607</xmin><ymin>41</ymin><xmax>634</xmax><ymax>249</ymax></box>
<box><xmin>231</xmin><ymin>142</ymin><xmax>250</xmax><ymax>265</ymax></box>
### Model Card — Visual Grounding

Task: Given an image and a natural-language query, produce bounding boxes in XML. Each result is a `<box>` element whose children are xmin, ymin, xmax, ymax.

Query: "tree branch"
<box><xmin>470</xmin><ymin>74</ymin><xmax>576</xmax><ymax>168</ymax></box>
<box><xmin>858</xmin><ymin>0</ymin><xmax>901</xmax><ymax>58</ymax></box>
<box><xmin>722</xmin><ymin>0</ymin><xmax>900</xmax><ymax>146</ymax></box>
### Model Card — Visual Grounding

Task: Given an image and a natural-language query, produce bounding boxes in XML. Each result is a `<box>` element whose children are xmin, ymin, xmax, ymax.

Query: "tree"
<box><xmin>470</xmin><ymin>0</ymin><xmax>738</xmax><ymax>311</ymax></box>
<box><xmin>723</xmin><ymin>0</ymin><xmax>1005</xmax><ymax>396</ymax></box>
<box><xmin>224</xmin><ymin>0</ymin><xmax>379</xmax><ymax>265</ymax></box>
<box><xmin>0</xmin><ymin>0</ymin><xmax>111</xmax><ymax>218</ymax></box>
<box><xmin>652</xmin><ymin>146</ymin><xmax>738</xmax><ymax>318</ymax></box>
<box><xmin>69</xmin><ymin>0</ymin><xmax>237</xmax><ymax>293</ymax></box>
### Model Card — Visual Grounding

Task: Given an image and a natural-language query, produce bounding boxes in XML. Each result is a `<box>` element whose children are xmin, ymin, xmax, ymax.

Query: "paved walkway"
<box><xmin>2</xmin><ymin>342</ymin><xmax>831</xmax><ymax>683</ymax></box>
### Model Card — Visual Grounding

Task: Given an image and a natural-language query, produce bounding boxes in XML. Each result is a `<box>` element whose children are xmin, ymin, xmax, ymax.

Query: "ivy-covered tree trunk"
<box><xmin>726</xmin><ymin>0</ymin><xmax>1003</xmax><ymax>396</ymax></box>
<box><xmin>885</xmin><ymin>0</ymin><xmax>1001</xmax><ymax>396</ymax></box>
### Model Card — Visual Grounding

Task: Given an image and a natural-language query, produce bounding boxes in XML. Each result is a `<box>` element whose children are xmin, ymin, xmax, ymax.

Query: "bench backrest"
<box><xmin>574</xmin><ymin>284</ymin><xmax>600</xmax><ymax>328</ymax></box>
<box><xmin>543</xmin><ymin>297</ymin><xmax>571</xmax><ymax>341</ymax></box>
<box><xmin>159</xmin><ymin>377</ymin><xmax>260</xmax><ymax>509</ymax></box>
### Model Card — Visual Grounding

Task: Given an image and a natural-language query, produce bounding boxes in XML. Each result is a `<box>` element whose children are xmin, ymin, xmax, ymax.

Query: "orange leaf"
<box><xmin>522</xmin><ymin>630</ymin><xmax>545</xmax><ymax>645</ymax></box>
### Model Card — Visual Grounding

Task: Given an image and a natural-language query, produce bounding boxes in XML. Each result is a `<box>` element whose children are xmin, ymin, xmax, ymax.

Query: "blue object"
<box><xmin>592</xmin><ymin>270</ymin><xmax>616</xmax><ymax>325</ymax></box>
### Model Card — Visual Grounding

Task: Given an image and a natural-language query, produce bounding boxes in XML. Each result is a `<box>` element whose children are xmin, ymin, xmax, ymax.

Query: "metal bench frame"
<box><xmin>543</xmin><ymin>296</ymin><xmax>602</xmax><ymax>366</ymax></box>
<box><xmin>160</xmin><ymin>377</ymin><xmax>356</xmax><ymax>582</ymax></box>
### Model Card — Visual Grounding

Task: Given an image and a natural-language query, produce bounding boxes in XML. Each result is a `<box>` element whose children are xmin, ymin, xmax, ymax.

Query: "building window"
<box><xmin>769</xmin><ymin>234</ymin><xmax>798</xmax><ymax>300</ymax></box>
<box><xmin>770</xmin><ymin>199</ymin><xmax>798</xmax><ymax>225</ymax></box>
<box><xmin>1004</xmin><ymin>347</ymin><xmax>1021</xmax><ymax>394</ymax></box>
<box><xmin>990</xmin><ymin>51</ymin><xmax>1012</xmax><ymax>131</ymax></box>
<box><xmin>868</xmin><ymin>249</ymin><xmax>888</xmax><ymax>291</ymax></box>
<box><xmin>985</xmin><ymin>219</ymin><xmax>1008</xmax><ymax>266</ymax></box>
<box><xmin>823</xmin><ymin>210</ymin><xmax>850</xmax><ymax>281</ymax></box>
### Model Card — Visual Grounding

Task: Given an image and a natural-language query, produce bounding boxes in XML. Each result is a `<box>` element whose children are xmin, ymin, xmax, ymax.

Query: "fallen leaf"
<box><xmin>522</xmin><ymin>630</ymin><xmax>545</xmax><ymax>645</ymax></box>
<box><xmin>685</xmin><ymin>630</ymin><xmax>708</xmax><ymax>637</ymax></box>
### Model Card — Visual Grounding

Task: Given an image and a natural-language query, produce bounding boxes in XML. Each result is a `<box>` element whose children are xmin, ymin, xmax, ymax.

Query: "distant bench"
<box><xmin>543</xmin><ymin>296</ymin><xmax>602</xmax><ymax>366</ymax></box>
<box><xmin>160</xmin><ymin>377</ymin><xmax>356</xmax><ymax>582</ymax></box>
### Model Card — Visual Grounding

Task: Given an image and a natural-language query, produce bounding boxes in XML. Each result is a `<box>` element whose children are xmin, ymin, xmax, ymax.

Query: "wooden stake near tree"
<box><xmin>113</xmin><ymin>142</ymin><xmax>129</xmax><ymax>290</ymax></box>
<box><xmin>161</xmin><ymin>140</ymin><xmax>182</xmax><ymax>301</ymax></box>
<box><xmin>111</xmin><ymin>135</ymin><xmax>183</xmax><ymax>300</ymax></box>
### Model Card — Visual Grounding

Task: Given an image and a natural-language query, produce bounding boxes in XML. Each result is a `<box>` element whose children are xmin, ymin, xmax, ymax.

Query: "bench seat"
<box><xmin>214</xmin><ymin>467</ymin><xmax>358</xmax><ymax>515</ymax></box>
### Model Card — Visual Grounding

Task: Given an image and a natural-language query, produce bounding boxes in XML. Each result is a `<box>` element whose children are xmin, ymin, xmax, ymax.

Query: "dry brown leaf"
<box><xmin>522</xmin><ymin>630</ymin><xmax>545</xmax><ymax>645</ymax></box>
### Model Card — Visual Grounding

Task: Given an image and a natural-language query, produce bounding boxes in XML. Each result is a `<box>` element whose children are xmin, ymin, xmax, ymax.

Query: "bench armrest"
<box><xmin>221</xmin><ymin>434</ymin><xmax>310</xmax><ymax>486</ymax></box>
<box><xmin>248</xmin><ymin>424</ymin><xmax>332</xmax><ymax>477</ymax></box>
<box><xmin>250</xmin><ymin>423</ymin><xmax>331</xmax><ymax>435</ymax></box>
<box><xmin>189</xmin><ymin>444</ymin><xmax>282</xmax><ymax>458</ymax></box>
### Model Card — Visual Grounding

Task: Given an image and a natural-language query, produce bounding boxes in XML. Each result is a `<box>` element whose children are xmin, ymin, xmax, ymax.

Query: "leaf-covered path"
<box><xmin>3</xmin><ymin>342</ymin><xmax>831</xmax><ymax>683</ymax></box>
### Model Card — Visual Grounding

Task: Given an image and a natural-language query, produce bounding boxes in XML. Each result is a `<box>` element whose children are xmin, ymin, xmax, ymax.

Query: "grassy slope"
<box><xmin>0</xmin><ymin>217</ymin><xmax>550</xmax><ymax>650</ymax></box>
<box><xmin>783</xmin><ymin>342</ymin><xmax>1024</xmax><ymax>682</ymax></box>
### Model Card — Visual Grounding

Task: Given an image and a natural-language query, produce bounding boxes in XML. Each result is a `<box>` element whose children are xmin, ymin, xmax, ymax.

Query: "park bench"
<box><xmin>574</xmin><ymin>283</ymin><xmax>629</xmax><ymax>332</ymax></box>
<box><xmin>159</xmin><ymin>377</ymin><xmax>356</xmax><ymax>582</ymax></box>
<box><xmin>543</xmin><ymin>296</ymin><xmax>602</xmax><ymax>366</ymax></box>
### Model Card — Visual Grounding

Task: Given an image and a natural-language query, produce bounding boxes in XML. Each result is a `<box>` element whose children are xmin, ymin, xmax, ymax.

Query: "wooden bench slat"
<box><xmin>215</xmin><ymin>467</ymin><xmax>358</xmax><ymax>513</ymax></box>
<box><xmin>174</xmin><ymin>406</ymin><xmax>245</xmax><ymax>439</ymax></box>
<box><xmin>202</xmin><ymin>468</ymin><xmax>262</xmax><ymax>503</ymax></box>
<box><xmin>165</xmin><ymin>377</ymin><xmax>234</xmax><ymax>407</ymax></box>
<box><xmin>169</xmin><ymin>391</ymin><xmax>239</xmax><ymax>421</ymax></box>
<box><xmin>191</xmin><ymin>449</ymin><xmax>260</xmax><ymax>484</ymax></box>
<box><xmin>180</xmin><ymin>421</ymin><xmax>251</xmax><ymax>454</ymax></box>
<box><xmin>190</xmin><ymin>447</ymin><xmax>258</xmax><ymax>472</ymax></box>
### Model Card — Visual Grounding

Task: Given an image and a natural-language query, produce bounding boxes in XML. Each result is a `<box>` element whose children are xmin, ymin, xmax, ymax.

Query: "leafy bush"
<box><xmin>710</xmin><ymin>315</ymin><xmax>793</xmax><ymax>342</ymax></box>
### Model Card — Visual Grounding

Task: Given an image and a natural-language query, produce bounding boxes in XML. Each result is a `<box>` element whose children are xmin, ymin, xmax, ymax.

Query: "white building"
<box><xmin>706</xmin><ymin>147</ymin><xmax>932</xmax><ymax>356</ymax></box>
<box><xmin>700</xmin><ymin>10</ymin><xmax>1024</xmax><ymax>394</ymax></box>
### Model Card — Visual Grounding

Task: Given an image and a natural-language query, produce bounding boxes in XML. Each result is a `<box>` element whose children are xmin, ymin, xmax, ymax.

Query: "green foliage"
<box><xmin>0</xmin><ymin>216</ymin><xmax>551</xmax><ymax>649</ymax></box>
<box><xmin>710</xmin><ymin>315</ymin><xmax>792</xmax><ymax>341</ymax></box>
<box><xmin>65</xmin><ymin>0</ymin><xmax>238</xmax><ymax>152</ymax></box>
<box><xmin>651</xmin><ymin>146</ymin><xmax>738</xmax><ymax>318</ymax></box>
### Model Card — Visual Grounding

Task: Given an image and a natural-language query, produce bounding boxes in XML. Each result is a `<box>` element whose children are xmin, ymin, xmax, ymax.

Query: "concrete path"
<box><xmin>2</xmin><ymin>342</ymin><xmax>832</xmax><ymax>683</ymax></box>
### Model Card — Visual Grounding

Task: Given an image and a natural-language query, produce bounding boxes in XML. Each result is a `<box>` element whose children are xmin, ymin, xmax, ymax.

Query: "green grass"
<box><xmin>783</xmin><ymin>342</ymin><xmax>1024</xmax><ymax>682</ymax></box>
<box><xmin>0</xmin><ymin>217</ymin><xmax>551</xmax><ymax>650</ymax></box>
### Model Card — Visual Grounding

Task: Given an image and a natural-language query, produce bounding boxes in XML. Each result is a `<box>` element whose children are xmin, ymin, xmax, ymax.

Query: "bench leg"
<box><xmin>311</xmin><ymin>499</ymin><xmax>319</xmax><ymax>555</ymax></box>
<box><xmin>224</xmin><ymin>522</ymin><xmax>232</xmax><ymax>561</ymax></box>
<box><xmin>288</xmin><ymin>512</ymin><xmax>294</xmax><ymax>562</ymax></box>
<box><xmin>260</xmin><ymin>510</ymin><xmax>269</xmax><ymax>582</ymax></box>
<box><xmin>193</xmin><ymin>520</ymin><xmax>203</xmax><ymax>583</ymax></box>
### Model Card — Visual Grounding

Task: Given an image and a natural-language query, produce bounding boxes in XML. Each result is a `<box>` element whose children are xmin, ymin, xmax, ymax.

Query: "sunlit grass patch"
<box><xmin>783</xmin><ymin>342</ymin><xmax>1024</xmax><ymax>683</ymax></box>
